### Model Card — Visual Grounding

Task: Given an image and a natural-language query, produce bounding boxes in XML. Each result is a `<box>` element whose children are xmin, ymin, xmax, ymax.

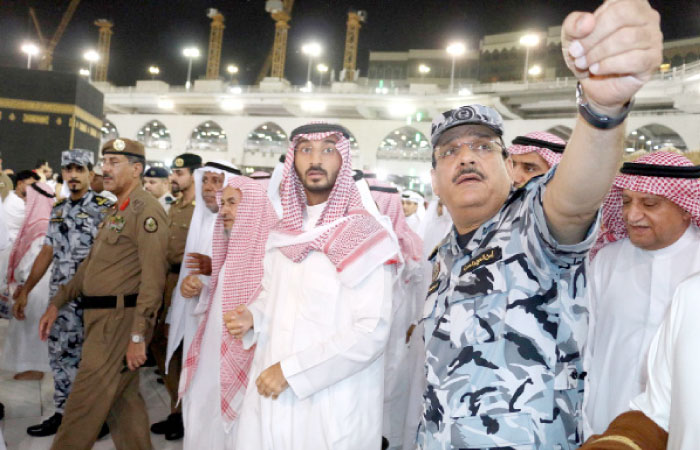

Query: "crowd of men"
<box><xmin>0</xmin><ymin>1</ymin><xmax>693</xmax><ymax>449</ymax></box>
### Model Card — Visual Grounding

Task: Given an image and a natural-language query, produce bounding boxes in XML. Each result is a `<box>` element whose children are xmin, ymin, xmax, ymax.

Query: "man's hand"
<box><xmin>224</xmin><ymin>305</ymin><xmax>253</xmax><ymax>339</ymax></box>
<box><xmin>12</xmin><ymin>285</ymin><xmax>28</xmax><ymax>320</ymax></box>
<box><xmin>185</xmin><ymin>253</ymin><xmax>212</xmax><ymax>276</ymax></box>
<box><xmin>38</xmin><ymin>304</ymin><xmax>59</xmax><ymax>341</ymax></box>
<box><xmin>562</xmin><ymin>0</ymin><xmax>662</xmax><ymax>113</ymax></box>
<box><xmin>180</xmin><ymin>274</ymin><xmax>204</xmax><ymax>298</ymax></box>
<box><xmin>126</xmin><ymin>341</ymin><xmax>147</xmax><ymax>371</ymax></box>
<box><xmin>255</xmin><ymin>362</ymin><xmax>289</xmax><ymax>399</ymax></box>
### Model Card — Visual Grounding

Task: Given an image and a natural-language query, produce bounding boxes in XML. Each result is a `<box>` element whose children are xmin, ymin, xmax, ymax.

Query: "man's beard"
<box><xmin>171</xmin><ymin>183</ymin><xmax>181</xmax><ymax>194</ymax></box>
<box><xmin>299</xmin><ymin>166</ymin><xmax>337</xmax><ymax>193</ymax></box>
<box><xmin>68</xmin><ymin>180</ymin><xmax>82</xmax><ymax>193</ymax></box>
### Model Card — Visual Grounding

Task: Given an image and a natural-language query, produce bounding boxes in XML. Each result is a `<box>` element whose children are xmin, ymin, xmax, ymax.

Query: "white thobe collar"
<box><xmin>302</xmin><ymin>201</ymin><xmax>328</xmax><ymax>231</ymax></box>
<box><xmin>634</xmin><ymin>225</ymin><xmax>697</xmax><ymax>259</ymax></box>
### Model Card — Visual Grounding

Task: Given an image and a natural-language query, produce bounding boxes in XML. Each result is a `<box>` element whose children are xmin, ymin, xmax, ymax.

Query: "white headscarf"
<box><xmin>165</xmin><ymin>160</ymin><xmax>240</xmax><ymax>369</ymax></box>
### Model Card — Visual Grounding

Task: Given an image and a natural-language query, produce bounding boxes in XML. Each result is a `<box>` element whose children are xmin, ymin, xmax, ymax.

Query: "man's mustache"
<box><xmin>306</xmin><ymin>166</ymin><xmax>327</xmax><ymax>177</ymax></box>
<box><xmin>452</xmin><ymin>167</ymin><xmax>485</xmax><ymax>184</ymax></box>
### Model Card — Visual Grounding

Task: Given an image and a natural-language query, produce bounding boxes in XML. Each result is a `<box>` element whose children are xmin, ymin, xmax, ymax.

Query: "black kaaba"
<box><xmin>0</xmin><ymin>67</ymin><xmax>104</xmax><ymax>172</ymax></box>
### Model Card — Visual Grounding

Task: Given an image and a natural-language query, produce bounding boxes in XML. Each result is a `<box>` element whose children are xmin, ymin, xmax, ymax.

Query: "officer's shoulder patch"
<box><xmin>144</xmin><ymin>217</ymin><xmax>158</xmax><ymax>233</ymax></box>
<box><xmin>131</xmin><ymin>198</ymin><xmax>145</xmax><ymax>214</ymax></box>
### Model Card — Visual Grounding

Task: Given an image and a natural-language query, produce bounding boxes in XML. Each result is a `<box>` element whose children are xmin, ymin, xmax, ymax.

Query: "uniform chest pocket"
<box><xmin>105</xmin><ymin>232</ymin><xmax>121</xmax><ymax>245</ymax></box>
<box><xmin>451</xmin><ymin>412</ymin><xmax>535</xmax><ymax>449</ymax></box>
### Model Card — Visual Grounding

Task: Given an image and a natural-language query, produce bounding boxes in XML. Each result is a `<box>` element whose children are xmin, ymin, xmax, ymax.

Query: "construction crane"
<box><xmin>258</xmin><ymin>0</ymin><xmax>294</xmax><ymax>82</ymax></box>
<box><xmin>29</xmin><ymin>0</ymin><xmax>82</xmax><ymax>71</ymax></box>
<box><xmin>94</xmin><ymin>19</ymin><xmax>113</xmax><ymax>82</ymax></box>
<box><xmin>206</xmin><ymin>8</ymin><xmax>225</xmax><ymax>80</ymax></box>
<box><xmin>342</xmin><ymin>10</ymin><xmax>366</xmax><ymax>82</ymax></box>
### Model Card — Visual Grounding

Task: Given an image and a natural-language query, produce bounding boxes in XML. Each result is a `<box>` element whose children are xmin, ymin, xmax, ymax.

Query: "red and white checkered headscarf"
<box><xmin>250</xmin><ymin>171</ymin><xmax>271</xmax><ymax>189</ymax></box>
<box><xmin>507</xmin><ymin>131</ymin><xmax>565</xmax><ymax>168</ymax></box>
<box><xmin>593</xmin><ymin>151</ymin><xmax>700</xmax><ymax>256</ymax></box>
<box><xmin>368</xmin><ymin>180</ymin><xmax>422</xmax><ymax>263</ymax></box>
<box><xmin>7</xmin><ymin>182</ymin><xmax>54</xmax><ymax>284</ymax></box>
<box><xmin>271</xmin><ymin>126</ymin><xmax>393</xmax><ymax>277</ymax></box>
<box><xmin>179</xmin><ymin>176</ymin><xmax>278</xmax><ymax>425</ymax></box>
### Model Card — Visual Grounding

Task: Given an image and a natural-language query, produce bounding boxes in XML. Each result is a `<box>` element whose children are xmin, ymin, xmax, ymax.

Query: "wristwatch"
<box><xmin>131</xmin><ymin>334</ymin><xmax>145</xmax><ymax>344</ymax></box>
<box><xmin>576</xmin><ymin>82</ymin><xmax>634</xmax><ymax>130</ymax></box>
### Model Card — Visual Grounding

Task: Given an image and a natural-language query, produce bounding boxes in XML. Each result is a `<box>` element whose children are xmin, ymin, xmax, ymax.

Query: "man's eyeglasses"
<box><xmin>434</xmin><ymin>139</ymin><xmax>505</xmax><ymax>161</ymax></box>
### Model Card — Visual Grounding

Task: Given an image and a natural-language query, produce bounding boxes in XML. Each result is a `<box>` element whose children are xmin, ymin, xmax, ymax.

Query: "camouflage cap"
<box><xmin>431</xmin><ymin>104</ymin><xmax>504</xmax><ymax>147</ymax></box>
<box><xmin>171</xmin><ymin>153</ymin><xmax>202</xmax><ymax>170</ymax></box>
<box><xmin>61</xmin><ymin>149</ymin><xmax>94</xmax><ymax>168</ymax></box>
<box><xmin>102</xmin><ymin>138</ymin><xmax>145</xmax><ymax>158</ymax></box>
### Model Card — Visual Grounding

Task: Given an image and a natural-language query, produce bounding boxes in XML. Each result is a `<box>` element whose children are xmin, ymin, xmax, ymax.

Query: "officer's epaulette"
<box><xmin>53</xmin><ymin>198</ymin><xmax>67</xmax><ymax>208</ymax></box>
<box><xmin>132</xmin><ymin>198</ymin><xmax>145</xmax><ymax>214</ymax></box>
<box><xmin>428</xmin><ymin>235</ymin><xmax>450</xmax><ymax>261</ymax></box>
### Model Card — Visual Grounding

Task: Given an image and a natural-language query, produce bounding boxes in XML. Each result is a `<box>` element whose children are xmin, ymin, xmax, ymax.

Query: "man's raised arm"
<box><xmin>544</xmin><ymin>0</ymin><xmax>663</xmax><ymax>244</ymax></box>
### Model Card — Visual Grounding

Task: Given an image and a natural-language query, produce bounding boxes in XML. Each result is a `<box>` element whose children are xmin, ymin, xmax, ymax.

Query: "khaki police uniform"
<box><xmin>49</xmin><ymin>139</ymin><xmax>168</xmax><ymax>450</ymax></box>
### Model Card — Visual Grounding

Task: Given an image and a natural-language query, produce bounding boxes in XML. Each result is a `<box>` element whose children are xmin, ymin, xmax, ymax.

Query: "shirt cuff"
<box><xmin>280</xmin><ymin>355</ymin><xmax>313</xmax><ymax>400</ymax></box>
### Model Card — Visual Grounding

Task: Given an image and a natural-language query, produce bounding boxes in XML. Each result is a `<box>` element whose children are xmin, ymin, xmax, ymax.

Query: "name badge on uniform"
<box><xmin>108</xmin><ymin>215</ymin><xmax>126</xmax><ymax>233</ymax></box>
<box><xmin>460</xmin><ymin>247</ymin><xmax>503</xmax><ymax>276</ymax></box>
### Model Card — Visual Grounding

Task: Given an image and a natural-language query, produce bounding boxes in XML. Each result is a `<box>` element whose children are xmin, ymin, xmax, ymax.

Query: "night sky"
<box><xmin>1</xmin><ymin>0</ymin><xmax>698</xmax><ymax>86</ymax></box>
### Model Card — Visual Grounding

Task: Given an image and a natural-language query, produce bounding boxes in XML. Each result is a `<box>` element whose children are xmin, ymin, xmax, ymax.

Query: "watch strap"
<box><xmin>576</xmin><ymin>82</ymin><xmax>634</xmax><ymax>130</ymax></box>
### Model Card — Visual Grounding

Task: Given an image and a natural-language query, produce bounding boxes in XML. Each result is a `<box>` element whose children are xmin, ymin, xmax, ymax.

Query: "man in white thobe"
<box><xmin>1</xmin><ymin>182</ymin><xmax>54</xmax><ymax>379</ymax></box>
<box><xmin>165</xmin><ymin>161</ymin><xmax>240</xmax><ymax>375</ymax></box>
<box><xmin>583</xmin><ymin>151</ymin><xmax>700</xmax><ymax>437</ymax></box>
<box><xmin>581</xmin><ymin>271</ymin><xmax>700</xmax><ymax>450</ymax></box>
<box><xmin>401</xmin><ymin>190</ymin><xmax>425</xmax><ymax>234</ymax></box>
<box><xmin>369</xmin><ymin>182</ymin><xmax>424</xmax><ymax>450</ymax></box>
<box><xmin>229</xmin><ymin>123</ymin><xmax>398</xmax><ymax>450</ymax></box>
<box><xmin>2</xmin><ymin>170</ymin><xmax>39</xmax><ymax>241</ymax></box>
<box><xmin>179</xmin><ymin>176</ymin><xmax>277</xmax><ymax>449</ymax></box>
<box><xmin>506</xmin><ymin>131</ymin><xmax>566</xmax><ymax>188</ymax></box>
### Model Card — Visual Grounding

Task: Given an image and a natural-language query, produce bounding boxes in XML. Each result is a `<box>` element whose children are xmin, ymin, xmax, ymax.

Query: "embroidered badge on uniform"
<box><xmin>76</xmin><ymin>212</ymin><xmax>89</xmax><ymax>219</ymax></box>
<box><xmin>460</xmin><ymin>247</ymin><xmax>503</xmax><ymax>276</ymax></box>
<box><xmin>144</xmin><ymin>217</ymin><xmax>158</xmax><ymax>233</ymax></box>
<box><xmin>108</xmin><ymin>216</ymin><xmax>126</xmax><ymax>233</ymax></box>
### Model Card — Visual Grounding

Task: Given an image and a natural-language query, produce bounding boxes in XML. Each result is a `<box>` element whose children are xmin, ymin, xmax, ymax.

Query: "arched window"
<box><xmin>243</xmin><ymin>122</ymin><xmax>288</xmax><ymax>156</ymax></box>
<box><xmin>137</xmin><ymin>120</ymin><xmax>172</xmax><ymax>150</ymax></box>
<box><xmin>377</xmin><ymin>127</ymin><xmax>431</xmax><ymax>161</ymax></box>
<box><xmin>186</xmin><ymin>120</ymin><xmax>227</xmax><ymax>152</ymax></box>
<box><xmin>101</xmin><ymin>120</ymin><xmax>119</xmax><ymax>147</ymax></box>
<box><xmin>625</xmin><ymin>124</ymin><xmax>688</xmax><ymax>153</ymax></box>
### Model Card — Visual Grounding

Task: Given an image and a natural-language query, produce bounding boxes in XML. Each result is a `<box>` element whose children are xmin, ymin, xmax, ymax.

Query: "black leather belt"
<box><xmin>82</xmin><ymin>294</ymin><xmax>138</xmax><ymax>309</ymax></box>
<box><xmin>170</xmin><ymin>263</ymin><xmax>181</xmax><ymax>274</ymax></box>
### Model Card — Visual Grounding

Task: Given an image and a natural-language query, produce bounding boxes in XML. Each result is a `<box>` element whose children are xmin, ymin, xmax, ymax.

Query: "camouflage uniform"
<box><xmin>418</xmin><ymin>170</ymin><xmax>597</xmax><ymax>449</ymax></box>
<box><xmin>44</xmin><ymin>191</ymin><xmax>112</xmax><ymax>413</ymax></box>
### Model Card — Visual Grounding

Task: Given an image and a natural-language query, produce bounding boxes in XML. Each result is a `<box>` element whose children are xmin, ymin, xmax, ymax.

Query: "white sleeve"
<box><xmin>629</xmin><ymin>285</ymin><xmax>680</xmax><ymax>432</ymax></box>
<box><xmin>280</xmin><ymin>265</ymin><xmax>393</xmax><ymax>400</ymax></box>
<box><xmin>242</xmin><ymin>254</ymin><xmax>272</xmax><ymax>350</ymax></box>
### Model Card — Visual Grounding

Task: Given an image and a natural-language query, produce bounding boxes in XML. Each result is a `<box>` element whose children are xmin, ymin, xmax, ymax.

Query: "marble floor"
<box><xmin>0</xmin><ymin>320</ymin><xmax>183</xmax><ymax>450</ymax></box>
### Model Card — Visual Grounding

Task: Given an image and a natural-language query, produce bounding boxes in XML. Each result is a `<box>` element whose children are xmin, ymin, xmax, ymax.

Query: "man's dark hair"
<box><xmin>126</xmin><ymin>155</ymin><xmax>146</xmax><ymax>176</ymax></box>
<box><xmin>16</xmin><ymin>170</ymin><xmax>40</xmax><ymax>182</ymax></box>
<box><xmin>34</xmin><ymin>159</ymin><xmax>49</xmax><ymax>169</ymax></box>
